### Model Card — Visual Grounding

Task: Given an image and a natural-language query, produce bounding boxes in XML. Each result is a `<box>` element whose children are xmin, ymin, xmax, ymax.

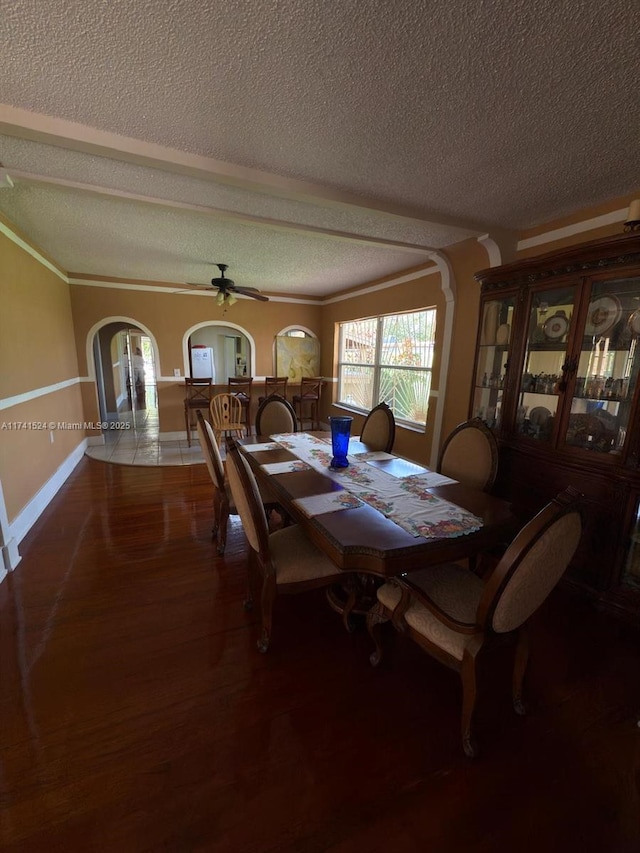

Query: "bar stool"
<box><xmin>183</xmin><ymin>377</ymin><xmax>213</xmax><ymax>446</ymax></box>
<box><xmin>228</xmin><ymin>376</ymin><xmax>253</xmax><ymax>436</ymax></box>
<box><xmin>292</xmin><ymin>376</ymin><xmax>323</xmax><ymax>430</ymax></box>
<box><xmin>258</xmin><ymin>376</ymin><xmax>289</xmax><ymax>406</ymax></box>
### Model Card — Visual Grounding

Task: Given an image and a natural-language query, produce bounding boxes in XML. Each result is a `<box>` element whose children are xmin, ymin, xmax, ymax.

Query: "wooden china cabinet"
<box><xmin>472</xmin><ymin>231</ymin><xmax>640</xmax><ymax>622</ymax></box>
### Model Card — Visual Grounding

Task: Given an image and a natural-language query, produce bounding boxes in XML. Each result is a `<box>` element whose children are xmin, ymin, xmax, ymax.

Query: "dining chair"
<box><xmin>228</xmin><ymin>376</ymin><xmax>253</xmax><ymax>436</ymax></box>
<box><xmin>437</xmin><ymin>417</ymin><xmax>499</xmax><ymax>492</ymax></box>
<box><xmin>360</xmin><ymin>401</ymin><xmax>396</xmax><ymax>452</ymax></box>
<box><xmin>196</xmin><ymin>409</ymin><xmax>236</xmax><ymax>555</ymax></box>
<box><xmin>225</xmin><ymin>437</ymin><xmax>356</xmax><ymax>652</ymax></box>
<box><xmin>196</xmin><ymin>410</ymin><xmax>282</xmax><ymax>554</ymax></box>
<box><xmin>292</xmin><ymin>376</ymin><xmax>323</xmax><ymax>430</ymax></box>
<box><xmin>258</xmin><ymin>376</ymin><xmax>289</xmax><ymax>406</ymax></box>
<box><xmin>255</xmin><ymin>394</ymin><xmax>298</xmax><ymax>437</ymax></box>
<box><xmin>209</xmin><ymin>393</ymin><xmax>246</xmax><ymax>450</ymax></box>
<box><xmin>183</xmin><ymin>377</ymin><xmax>213</xmax><ymax>447</ymax></box>
<box><xmin>366</xmin><ymin>486</ymin><xmax>583</xmax><ymax>758</ymax></box>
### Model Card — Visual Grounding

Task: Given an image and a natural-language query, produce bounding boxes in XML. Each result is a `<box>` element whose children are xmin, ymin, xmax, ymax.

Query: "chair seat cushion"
<box><xmin>269</xmin><ymin>525</ymin><xmax>340</xmax><ymax>584</ymax></box>
<box><xmin>377</xmin><ymin>563</ymin><xmax>484</xmax><ymax>661</ymax></box>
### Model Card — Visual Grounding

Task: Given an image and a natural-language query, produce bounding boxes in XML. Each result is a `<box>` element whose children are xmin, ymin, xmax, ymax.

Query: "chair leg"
<box><xmin>366</xmin><ymin>600</ymin><xmax>391</xmax><ymax>667</ymax></box>
<box><xmin>257</xmin><ymin>575</ymin><xmax>276</xmax><ymax>653</ymax></box>
<box><xmin>342</xmin><ymin>576</ymin><xmax>357</xmax><ymax>633</ymax></box>
<box><xmin>460</xmin><ymin>646</ymin><xmax>482</xmax><ymax>758</ymax></box>
<box><xmin>185</xmin><ymin>408</ymin><xmax>191</xmax><ymax>447</ymax></box>
<box><xmin>216</xmin><ymin>504</ymin><xmax>230</xmax><ymax>556</ymax></box>
<box><xmin>243</xmin><ymin>552</ymin><xmax>256</xmax><ymax>612</ymax></box>
<box><xmin>211</xmin><ymin>496</ymin><xmax>219</xmax><ymax>542</ymax></box>
<box><xmin>512</xmin><ymin>625</ymin><xmax>530</xmax><ymax>716</ymax></box>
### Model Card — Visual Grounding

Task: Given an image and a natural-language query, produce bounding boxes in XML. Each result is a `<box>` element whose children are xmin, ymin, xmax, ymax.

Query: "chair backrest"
<box><xmin>360</xmin><ymin>402</ymin><xmax>395</xmax><ymax>452</ymax></box>
<box><xmin>255</xmin><ymin>395</ymin><xmax>298</xmax><ymax>436</ymax></box>
<box><xmin>299</xmin><ymin>376</ymin><xmax>323</xmax><ymax>399</ymax></box>
<box><xmin>228</xmin><ymin>376</ymin><xmax>253</xmax><ymax>398</ymax></box>
<box><xmin>478</xmin><ymin>487</ymin><xmax>583</xmax><ymax>634</ymax></box>
<box><xmin>264</xmin><ymin>376</ymin><xmax>288</xmax><ymax>398</ymax></box>
<box><xmin>225</xmin><ymin>437</ymin><xmax>270</xmax><ymax>557</ymax></box>
<box><xmin>437</xmin><ymin>417</ymin><xmax>498</xmax><ymax>492</ymax></box>
<box><xmin>195</xmin><ymin>409</ymin><xmax>225</xmax><ymax>491</ymax></box>
<box><xmin>185</xmin><ymin>377</ymin><xmax>212</xmax><ymax>404</ymax></box>
<box><xmin>210</xmin><ymin>393</ymin><xmax>244</xmax><ymax>430</ymax></box>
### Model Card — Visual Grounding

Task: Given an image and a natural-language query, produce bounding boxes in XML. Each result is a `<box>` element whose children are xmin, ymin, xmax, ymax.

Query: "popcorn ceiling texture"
<box><xmin>0</xmin><ymin>184</ymin><xmax>430</xmax><ymax>293</ymax></box>
<box><xmin>1</xmin><ymin>0</ymin><xmax>638</xmax><ymax>290</ymax></box>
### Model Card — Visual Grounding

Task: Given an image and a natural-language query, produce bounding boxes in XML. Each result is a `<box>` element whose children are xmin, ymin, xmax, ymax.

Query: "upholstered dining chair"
<box><xmin>292</xmin><ymin>376</ymin><xmax>323</xmax><ymax>430</ymax></box>
<box><xmin>196</xmin><ymin>409</ymin><xmax>236</xmax><ymax>555</ymax></box>
<box><xmin>437</xmin><ymin>417</ymin><xmax>499</xmax><ymax>492</ymax></box>
<box><xmin>255</xmin><ymin>394</ymin><xmax>298</xmax><ymax>437</ymax></box>
<box><xmin>210</xmin><ymin>393</ymin><xmax>246</xmax><ymax>450</ymax></box>
<box><xmin>225</xmin><ymin>437</ymin><xmax>356</xmax><ymax>652</ymax></box>
<box><xmin>258</xmin><ymin>376</ymin><xmax>289</xmax><ymax>406</ymax></box>
<box><xmin>228</xmin><ymin>376</ymin><xmax>253</xmax><ymax>436</ymax></box>
<box><xmin>196</xmin><ymin>410</ymin><xmax>281</xmax><ymax>555</ymax></box>
<box><xmin>366</xmin><ymin>487</ymin><xmax>582</xmax><ymax>758</ymax></box>
<box><xmin>360</xmin><ymin>401</ymin><xmax>396</xmax><ymax>452</ymax></box>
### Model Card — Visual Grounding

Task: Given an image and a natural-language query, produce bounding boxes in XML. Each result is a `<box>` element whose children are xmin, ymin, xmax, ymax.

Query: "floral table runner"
<box><xmin>250</xmin><ymin>433</ymin><xmax>483</xmax><ymax>540</ymax></box>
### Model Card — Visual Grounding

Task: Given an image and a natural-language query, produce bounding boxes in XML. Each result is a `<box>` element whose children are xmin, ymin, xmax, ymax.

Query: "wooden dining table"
<box><xmin>238</xmin><ymin>432</ymin><xmax>515</xmax><ymax>580</ymax></box>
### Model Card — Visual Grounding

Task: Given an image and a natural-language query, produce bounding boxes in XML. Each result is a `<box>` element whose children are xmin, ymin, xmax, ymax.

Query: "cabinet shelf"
<box><xmin>572</xmin><ymin>394</ymin><xmax>629</xmax><ymax>403</ymax></box>
<box><xmin>527</xmin><ymin>342</ymin><xmax>568</xmax><ymax>351</ymax></box>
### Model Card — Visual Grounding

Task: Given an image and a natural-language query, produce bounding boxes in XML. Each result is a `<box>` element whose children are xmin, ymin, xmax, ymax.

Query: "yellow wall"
<box><xmin>0</xmin><ymin>228</ymin><xmax>84</xmax><ymax>521</ymax></box>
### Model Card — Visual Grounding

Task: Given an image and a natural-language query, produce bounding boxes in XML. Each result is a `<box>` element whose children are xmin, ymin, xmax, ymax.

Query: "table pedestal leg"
<box><xmin>325</xmin><ymin>573</ymin><xmax>381</xmax><ymax>632</ymax></box>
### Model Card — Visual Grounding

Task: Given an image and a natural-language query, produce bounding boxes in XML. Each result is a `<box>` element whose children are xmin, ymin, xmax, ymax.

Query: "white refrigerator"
<box><xmin>191</xmin><ymin>347</ymin><xmax>215</xmax><ymax>381</ymax></box>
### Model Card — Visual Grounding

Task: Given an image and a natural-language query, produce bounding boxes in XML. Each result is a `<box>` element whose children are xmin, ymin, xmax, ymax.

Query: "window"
<box><xmin>337</xmin><ymin>309</ymin><xmax>436</xmax><ymax>427</ymax></box>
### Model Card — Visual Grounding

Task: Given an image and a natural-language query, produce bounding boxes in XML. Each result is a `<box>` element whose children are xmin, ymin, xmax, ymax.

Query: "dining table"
<box><xmin>238</xmin><ymin>431</ymin><xmax>516</xmax><ymax>582</ymax></box>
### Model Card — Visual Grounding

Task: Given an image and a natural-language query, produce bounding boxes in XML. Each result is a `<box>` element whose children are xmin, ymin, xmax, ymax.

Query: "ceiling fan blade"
<box><xmin>235</xmin><ymin>287</ymin><xmax>269</xmax><ymax>302</ymax></box>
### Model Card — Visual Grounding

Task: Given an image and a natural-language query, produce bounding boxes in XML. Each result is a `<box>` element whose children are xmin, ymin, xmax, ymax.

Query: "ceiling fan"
<box><xmin>188</xmin><ymin>263</ymin><xmax>269</xmax><ymax>305</ymax></box>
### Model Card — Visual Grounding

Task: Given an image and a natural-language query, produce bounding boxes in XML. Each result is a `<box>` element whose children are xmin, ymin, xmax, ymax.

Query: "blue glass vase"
<box><xmin>329</xmin><ymin>416</ymin><xmax>353</xmax><ymax>468</ymax></box>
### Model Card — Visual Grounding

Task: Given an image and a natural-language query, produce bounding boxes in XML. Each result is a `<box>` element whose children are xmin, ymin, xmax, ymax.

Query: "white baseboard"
<box><xmin>5</xmin><ymin>438</ymin><xmax>88</xmax><ymax>571</ymax></box>
<box><xmin>0</xmin><ymin>479</ymin><xmax>20</xmax><ymax>575</ymax></box>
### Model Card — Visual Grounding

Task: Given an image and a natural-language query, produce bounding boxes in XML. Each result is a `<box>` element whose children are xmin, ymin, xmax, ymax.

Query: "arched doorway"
<box><xmin>185</xmin><ymin>322</ymin><xmax>255</xmax><ymax>381</ymax></box>
<box><xmin>92</xmin><ymin>322</ymin><xmax>158</xmax><ymax>434</ymax></box>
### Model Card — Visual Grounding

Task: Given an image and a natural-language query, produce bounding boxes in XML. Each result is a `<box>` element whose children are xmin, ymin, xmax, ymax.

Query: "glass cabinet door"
<box><xmin>564</xmin><ymin>277</ymin><xmax>640</xmax><ymax>456</ymax></box>
<box><xmin>623</xmin><ymin>494</ymin><xmax>640</xmax><ymax>591</ymax></box>
<box><xmin>472</xmin><ymin>295</ymin><xmax>516</xmax><ymax>430</ymax></box>
<box><xmin>517</xmin><ymin>285</ymin><xmax>578</xmax><ymax>444</ymax></box>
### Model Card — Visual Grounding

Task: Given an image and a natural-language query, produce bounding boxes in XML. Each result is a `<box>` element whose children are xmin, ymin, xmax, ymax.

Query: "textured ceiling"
<box><xmin>1</xmin><ymin>0</ymin><xmax>639</xmax><ymax>296</ymax></box>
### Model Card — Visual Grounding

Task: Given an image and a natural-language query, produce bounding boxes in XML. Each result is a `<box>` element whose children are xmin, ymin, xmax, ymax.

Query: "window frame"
<box><xmin>336</xmin><ymin>308</ymin><xmax>436</xmax><ymax>429</ymax></box>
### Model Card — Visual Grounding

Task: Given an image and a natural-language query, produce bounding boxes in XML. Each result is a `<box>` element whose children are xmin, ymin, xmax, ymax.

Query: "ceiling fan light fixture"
<box><xmin>216</xmin><ymin>290</ymin><xmax>225</xmax><ymax>306</ymax></box>
<box><xmin>226</xmin><ymin>292</ymin><xmax>237</xmax><ymax>306</ymax></box>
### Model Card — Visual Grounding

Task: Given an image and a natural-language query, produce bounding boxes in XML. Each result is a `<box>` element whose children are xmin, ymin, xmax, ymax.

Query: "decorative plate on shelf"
<box><xmin>584</xmin><ymin>295</ymin><xmax>622</xmax><ymax>337</ymax></box>
<box><xmin>628</xmin><ymin>308</ymin><xmax>640</xmax><ymax>336</ymax></box>
<box><xmin>529</xmin><ymin>406</ymin><xmax>552</xmax><ymax>427</ymax></box>
<box><xmin>542</xmin><ymin>312</ymin><xmax>569</xmax><ymax>341</ymax></box>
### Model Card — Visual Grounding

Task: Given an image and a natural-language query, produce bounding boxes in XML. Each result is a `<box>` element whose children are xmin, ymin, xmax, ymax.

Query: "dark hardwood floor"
<box><xmin>1</xmin><ymin>457</ymin><xmax>639</xmax><ymax>852</ymax></box>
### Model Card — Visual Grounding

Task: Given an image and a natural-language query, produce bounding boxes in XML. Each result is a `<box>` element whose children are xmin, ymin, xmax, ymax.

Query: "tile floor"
<box><xmin>84</xmin><ymin>401</ymin><xmax>205</xmax><ymax>467</ymax></box>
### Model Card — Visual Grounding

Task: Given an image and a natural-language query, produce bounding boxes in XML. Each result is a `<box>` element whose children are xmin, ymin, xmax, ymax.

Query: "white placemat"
<box><xmin>293</xmin><ymin>491</ymin><xmax>364</xmax><ymax>517</ymax></box>
<box><xmin>260</xmin><ymin>460</ymin><xmax>311</xmax><ymax>475</ymax></box>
